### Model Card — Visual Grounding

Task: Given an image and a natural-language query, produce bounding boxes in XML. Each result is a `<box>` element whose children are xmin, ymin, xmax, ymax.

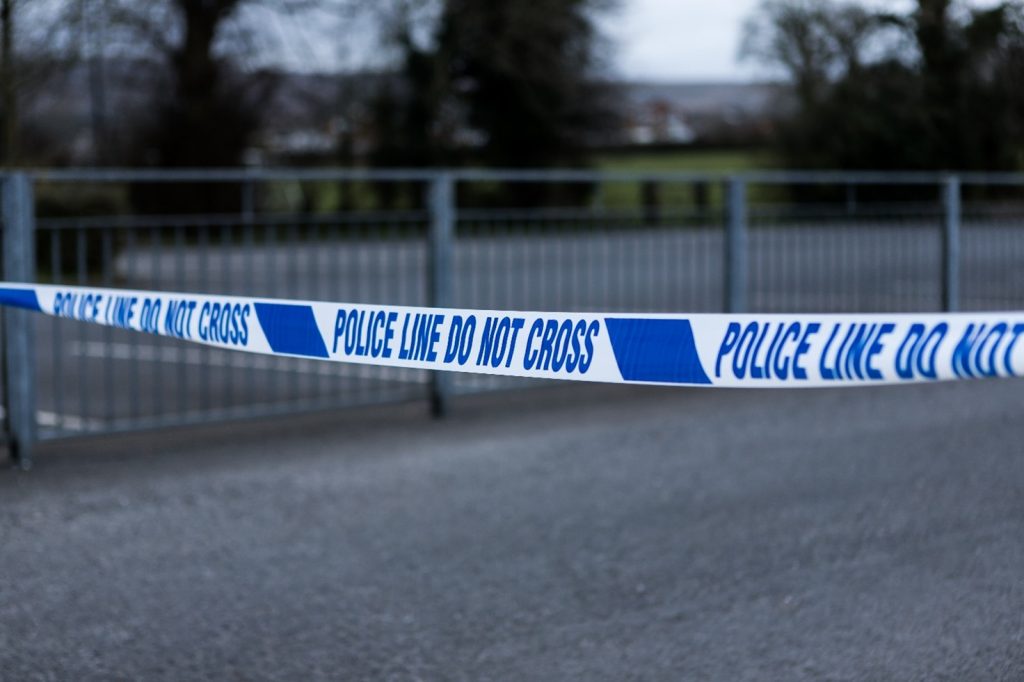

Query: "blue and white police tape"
<box><xmin>0</xmin><ymin>282</ymin><xmax>1022</xmax><ymax>387</ymax></box>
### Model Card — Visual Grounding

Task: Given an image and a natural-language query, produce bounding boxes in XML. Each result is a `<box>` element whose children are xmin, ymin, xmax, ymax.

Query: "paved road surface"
<box><xmin>2</xmin><ymin>380</ymin><xmax>1022</xmax><ymax>680</ymax></box>
<box><xmin>97</xmin><ymin>220</ymin><xmax>1024</xmax><ymax>311</ymax></box>
<box><xmin>108</xmin><ymin>223</ymin><xmax>1024</xmax><ymax>313</ymax></box>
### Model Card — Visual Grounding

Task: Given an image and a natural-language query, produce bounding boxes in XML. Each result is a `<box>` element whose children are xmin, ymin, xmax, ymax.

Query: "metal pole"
<box><xmin>427</xmin><ymin>173</ymin><xmax>454</xmax><ymax>417</ymax></box>
<box><xmin>241</xmin><ymin>179</ymin><xmax>255</xmax><ymax>225</ymax></box>
<box><xmin>941</xmin><ymin>176</ymin><xmax>961</xmax><ymax>312</ymax></box>
<box><xmin>2</xmin><ymin>173</ymin><xmax>37</xmax><ymax>469</ymax></box>
<box><xmin>641</xmin><ymin>180</ymin><xmax>660</xmax><ymax>226</ymax></box>
<box><xmin>724</xmin><ymin>177</ymin><xmax>748</xmax><ymax>313</ymax></box>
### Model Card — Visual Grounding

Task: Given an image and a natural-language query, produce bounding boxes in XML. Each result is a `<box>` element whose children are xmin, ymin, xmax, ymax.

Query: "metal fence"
<box><xmin>3</xmin><ymin>167</ymin><xmax>1024</xmax><ymax>467</ymax></box>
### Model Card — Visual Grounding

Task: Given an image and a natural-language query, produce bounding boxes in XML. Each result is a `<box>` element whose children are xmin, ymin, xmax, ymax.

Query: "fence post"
<box><xmin>641</xmin><ymin>180</ymin><xmax>660</xmax><ymax>226</ymax></box>
<box><xmin>845</xmin><ymin>183</ymin><xmax>857</xmax><ymax>216</ymax></box>
<box><xmin>241</xmin><ymin>177</ymin><xmax>255</xmax><ymax>225</ymax></box>
<box><xmin>941</xmin><ymin>176</ymin><xmax>961</xmax><ymax>312</ymax></box>
<box><xmin>427</xmin><ymin>172</ymin><xmax>455</xmax><ymax>417</ymax></box>
<box><xmin>2</xmin><ymin>173</ymin><xmax>37</xmax><ymax>469</ymax></box>
<box><xmin>724</xmin><ymin>177</ymin><xmax>748</xmax><ymax>313</ymax></box>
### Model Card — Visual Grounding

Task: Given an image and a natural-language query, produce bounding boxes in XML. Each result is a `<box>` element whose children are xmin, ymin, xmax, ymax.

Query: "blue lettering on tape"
<box><xmin>253</xmin><ymin>302</ymin><xmax>329</xmax><ymax>358</ymax></box>
<box><xmin>0</xmin><ymin>287</ymin><xmax>41</xmax><ymax>312</ymax></box>
<box><xmin>604</xmin><ymin>318</ymin><xmax>711</xmax><ymax>385</ymax></box>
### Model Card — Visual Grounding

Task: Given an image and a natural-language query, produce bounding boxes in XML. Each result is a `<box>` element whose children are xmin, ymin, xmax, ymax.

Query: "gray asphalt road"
<box><xmin>101</xmin><ymin>220</ymin><xmax>1024</xmax><ymax>311</ymax></box>
<box><xmin>109</xmin><ymin>223</ymin><xmax>1024</xmax><ymax>313</ymax></box>
<box><xmin>2</xmin><ymin>380</ymin><xmax>1023</xmax><ymax>680</ymax></box>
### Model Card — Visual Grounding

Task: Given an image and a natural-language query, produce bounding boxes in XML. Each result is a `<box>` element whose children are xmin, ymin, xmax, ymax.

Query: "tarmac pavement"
<box><xmin>1</xmin><ymin>379</ymin><xmax>1023</xmax><ymax>680</ymax></box>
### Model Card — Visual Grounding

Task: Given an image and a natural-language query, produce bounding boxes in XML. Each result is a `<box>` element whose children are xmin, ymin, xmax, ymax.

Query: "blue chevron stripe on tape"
<box><xmin>0</xmin><ymin>287</ymin><xmax>41</xmax><ymax>312</ymax></box>
<box><xmin>604</xmin><ymin>317</ymin><xmax>711</xmax><ymax>385</ymax></box>
<box><xmin>253</xmin><ymin>302</ymin><xmax>329</xmax><ymax>358</ymax></box>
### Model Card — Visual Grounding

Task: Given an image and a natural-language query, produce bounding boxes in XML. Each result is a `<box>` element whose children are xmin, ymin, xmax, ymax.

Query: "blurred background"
<box><xmin>5</xmin><ymin>7</ymin><xmax>1024</xmax><ymax>680</ymax></box>
<box><xmin>3</xmin><ymin>0</ymin><xmax>1024</xmax><ymax>447</ymax></box>
<box><xmin>3</xmin><ymin>0</ymin><xmax>1024</xmax><ymax>179</ymax></box>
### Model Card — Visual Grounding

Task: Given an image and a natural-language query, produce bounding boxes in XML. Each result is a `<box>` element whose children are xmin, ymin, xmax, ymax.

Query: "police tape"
<box><xmin>0</xmin><ymin>282</ymin><xmax>1021</xmax><ymax>388</ymax></box>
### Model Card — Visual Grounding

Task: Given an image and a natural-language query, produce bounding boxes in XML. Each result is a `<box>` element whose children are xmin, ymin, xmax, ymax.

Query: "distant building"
<box><xmin>19</xmin><ymin>61</ymin><xmax>783</xmax><ymax>165</ymax></box>
<box><xmin>617</xmin><ymin>81</ymin><xmax>781</xmax><ymax>148</ymax></box>
<box><xmin>626</xmin><ymin>99</ymin><xmax>697</xmax><ymax>145</ymax></box>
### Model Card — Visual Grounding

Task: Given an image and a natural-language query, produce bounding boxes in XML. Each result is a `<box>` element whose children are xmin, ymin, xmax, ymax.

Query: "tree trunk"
<box><xmin>0</xmin><ymin>0</ymin><xmax>15</xmax><ymax>165</ymax></box>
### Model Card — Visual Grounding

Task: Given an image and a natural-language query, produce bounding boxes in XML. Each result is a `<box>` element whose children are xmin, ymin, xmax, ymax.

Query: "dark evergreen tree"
<box><xmin>743</xmin><ymin>0</ymin><xmax>1024</xmax><ymax>171</ymax></box>
<box><xmin>368</xmin><ymin>0</ymin><xmax>619</xmax><ymax>205</ymax></box>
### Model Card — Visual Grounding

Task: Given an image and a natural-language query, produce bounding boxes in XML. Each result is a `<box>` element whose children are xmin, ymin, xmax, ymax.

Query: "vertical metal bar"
<box><xmin>317</xmin><ymin>219</ymin><xmax>329</xmax><ymax>401</ymax></box>
<box><xmin>602</xmin><ymin>215</ymin><xmax>611</xmax><ymax>311</ymax></box>
<box><xmin>641</xmin><ymin>180</ymin><xmax>660</xmax><ymax>227</ymax></box>
<box><xmin>198</xmin><ymin>225</ymin><xmax>209</xmax><ymax>413</ymax></box>
<box><xmin>628</xmin><ymin>208</ymin><xmax>638</xmax><ymax>311</ymax></box>
<box><xmin>375</xmin><ymin>218</ymin><xmax>388</xmax><ymax>402</ymax></box>
<box><xmin>151</xmin><ymin>226</ymin><xmax>163</xmax><ymax>419</ymax></box>
<box><xmin>174</xmin><ymin>224</ymin><xmax>186</xmax><ymax>415</ymax></box>
<box><xmin>942</xmin><ymin>176</ymin><xmax>961</xmax><ymax>312</ymax></box>
<box><xmin>579</xmin><ymin>213</ymin><xmax>589</xmax><ymax>312</ymax></box>
<box><xmin>2</xmin><ymin>173</ymin><xmax>37</xmax><ymax>468</ymax></box>
<box><xmin>377</xmin><ymin>217</ymin><xmax>390</xmax><ymax>401</ymax></box>
<box><xmin>101</xmin><ymin>228</ymin><xmax>114</xmax><ymax>424</ymax></box>
<box><xmin>287</xmin><ymin>222</ymin><xmax>299</xmax><ymax>403</ymax></box>
<box><xmin>427</xmin><ymin>173</ymin><xmax>454</xmax><ymax>417</ymax></box>
<box><xmin>265</xmin><ymin>222</ymin><xmax>278</xmax><ymax>402</ymax></box>
<box><xmin>243</xmin><ymin>220</ymin><xmax>255</xmax><ymax>404</ymax></box>
<box><xmin>125</xmin><ymin>228</ymin><xmax>139</xmax><ymax>422</ymax></box>
<box><xmin>353</xmin><ymin>220</ymin><xmax>365</xmax><ymax>404</ymax></box>
<box><xmin>50</xmin><ymin>230</ymin><xmax>63</xmax><ymax>431</ymax></box>
<box><xmin>750</xmin><ymin>204</ymin><xmax>760</xmax><ymax>312</ymax></box>
<box><xmin>831</xmin><ymin>206</ymin><xmax>840</xmax><ymax>311</ymax></box>
<box><xmin>724</xmin><ymin>177</ymin><xmax>748</xmax><ymax>313</ymax></box>
<box><xmin>221</xmin><ymin>223</ymin><xmax>233</xmax><ymax>410</ymax></box>
<box><xmin>241</xmin><ymin>179</ymin><xmax>255</xmax><ymax>226</ymax></box>
<box><xmin>76</xmin><ymin>229</ymin><xmax>87</xmax><ymax>425</ymax></box>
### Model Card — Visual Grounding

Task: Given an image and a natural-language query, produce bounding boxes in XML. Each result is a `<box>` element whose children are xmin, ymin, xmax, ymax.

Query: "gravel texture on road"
<box><xmin>1</xmin><ymin>380</ymin><xmax>1023</xmax><ymax>680</ymax></box>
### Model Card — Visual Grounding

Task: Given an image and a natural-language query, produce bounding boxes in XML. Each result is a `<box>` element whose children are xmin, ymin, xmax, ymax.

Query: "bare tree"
<box><xmin>742</xmin><ymin>0</ymin><xmax>1024</xmax><ymax>171</ymax></box>
<box><xmin>5</xmin><ymin>0</ymin><xmax>362</xmax><ymax>168</ymax></box>
<box><xmin>0</xmin><ymin>0</ymin><xmax>86</xmax><ymax>164</ymax></box>
<box><xmin>1</xmin><ymin>0</ymin><xmax>13</xmax><ymax>164</ymax></box>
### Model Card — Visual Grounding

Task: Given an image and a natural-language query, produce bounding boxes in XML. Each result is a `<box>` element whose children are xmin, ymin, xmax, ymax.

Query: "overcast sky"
<box><xmin>604</xmin><ymin>0</ymin><xmax>762</xmax><ymax>81</ymax></box>
<box><xmin>604</xmin><ymin>0</ymin><xmax>1007</xmax><ymax>82</ymax></box>
<box><xmin>262</xmin><ymin>0</ymin><xmax>1011</xmax><ymax>81</ymax></box>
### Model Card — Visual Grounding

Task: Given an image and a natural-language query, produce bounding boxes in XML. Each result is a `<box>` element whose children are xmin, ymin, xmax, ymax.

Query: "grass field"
<box><xmin>295</xmin><ymin>148</ymin><xmax>773</xmax><ymax>213</ymax></box>
<box><xmin>595</xmin><ymin>147</ymin><xmax>772</xmax><ymax>209</ymax></box>
<box><xmin>597</xmin><ymin>148</ymin><xmax>769</xmax><ymax>174</ymax></box>
<box><xmin>33</xmin><ymin>147</ymin><xmax>775</xmax><ymax>217</ymax></box>
<box><xmin>304</xmin><ymin>148</ymin><xmax>775</xmax><ymax>212</ymax></box>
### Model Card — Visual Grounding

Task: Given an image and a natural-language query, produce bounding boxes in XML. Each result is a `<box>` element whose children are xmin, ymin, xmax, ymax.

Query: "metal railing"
<box><xmin>3</xmin><ymin>167</ymin><xmax>1024</xmax><ymax>468</ymax></box>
